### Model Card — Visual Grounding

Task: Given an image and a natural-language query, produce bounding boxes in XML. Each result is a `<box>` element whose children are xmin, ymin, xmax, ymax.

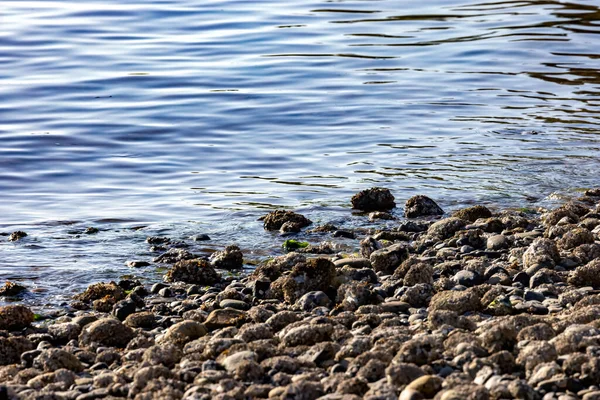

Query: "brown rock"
<box><xmin>351</xmin><ymin>187</ymin><xmax>396</xmax><ymax>212</ymax></box>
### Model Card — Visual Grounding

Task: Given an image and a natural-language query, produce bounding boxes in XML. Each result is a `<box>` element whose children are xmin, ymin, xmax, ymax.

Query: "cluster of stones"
<box><xmin>1</xmin><ymin>187</ymin><xmax>600</xmax><ymax>400</ymax></box>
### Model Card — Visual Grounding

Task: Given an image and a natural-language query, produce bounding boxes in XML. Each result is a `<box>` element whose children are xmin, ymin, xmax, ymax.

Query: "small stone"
<box><xmin>219</xmin><ymin>299</ymin><xmax>250</xmax><ymax>311</ymax></box>
<box><xmin>33</xmin><ymin>349</ymin><xmax>84</xmax><ymax>372</ymax></box>
<box><xmin>522</xmin><ymin>238</ymin><xmax>560</xmax><ymax>270</ymax></box>
<box><xmin>48</xmin><ymin>323</ymin><xmax>81</xmax><ymax>344</ymax></box>
<box><xmin>333</xmin><ymin>230</ymin><xmax>355</xmax><ymax>239</ymax></box>
<box><xmin>126</xmin><ymin>261</ymin><xmax>150</xmax><ymax>268</ymax></box>
<box><xmin>386</xmin><ymin>363</ymin><xmax>425</xmax><ymax>387</ymax></box>
<box><xmin>351</xmin><ymin>187</ymin><xmax>396</xmax><ymax>212</ymax></box>
<box><xmin>487</xmin><ymin>235</ymin><xmax>508</xmax><ymax>250</ymax></box>
<box><xmin>191</xmin><ymin>234</ymin><xmax>211</xmax><ymax>241</ymax></box>
<box><xmin>124</xmin><ymin>311</ymin><xmax>156</xmax><ymax>329</ymax></box>
<box><xmin>281</xmin><ymin>324</ymin><xmax>333</xmax><ymax>347</ymax></box>
<box><xmin>451</xmin><ymin>270</ymin><xmax>482</xmax><ymax>287</ymax></box>
<box><xmin>427</xmin><ymin>218</ymin><xmax>467</xmax><ymax>240</ymax></box>
<box><xmin>369</xmin><ymin>211</ymin><xmax>395</xmax><ymax>221</ymax></box>
<box><xmin>405</xmin><ymin>195</ymin><xmax>444</xmax><ymax>218</ymax></box>
<box><xmin>295</xmin><ymin>291</ymin><xmax>332</xmax><ymax>311</ymax></box>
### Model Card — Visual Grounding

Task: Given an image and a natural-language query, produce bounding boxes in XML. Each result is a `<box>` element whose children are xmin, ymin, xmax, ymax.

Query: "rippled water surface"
<box><xmin>1</xmin><ymin>0</ymin><xmax>600</xmax><ymax>304</ymax></box>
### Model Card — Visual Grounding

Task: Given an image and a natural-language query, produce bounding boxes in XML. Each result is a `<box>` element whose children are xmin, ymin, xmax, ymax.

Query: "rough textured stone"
<box><xmin>427</xmin><ymin>218</ymin><xmax>467</xmax><ymax>240</ymax></box>
<box><xmin>164</xmin><ymin>259</ymin><xmax>220</xmax><ymax>284</ymax></box>
<box><xmin>569</xmin><ymin>259</ymin><xmax>600</xmax><ymax>288</ymax></box>
<box><xmin>209</xmin><ymin>245</ymin><xmax>244</xmax><ymax>269</ymax></box>
<box><xmin>370</xmin><ymin>243</ymin><xmax>410</xmax><ymax>274</ymax></box>
<box><xmin>453</xmin><ymin>205</ymin><xmax>492</xmax><ymax>222</ymax></box>
<box><xmin>263</xmin><ymin>210</ymin><xmax>312</xmax><ymax>231</ymax></box>
<box><xmin>351</xmin><ymin>187</ymin><xmax>396</xmax><ymax>211</ymax></box>
<box><xmin>405</xmin><ymin>195</ymin><xmax>444</xmax><ymax>218</ymax></box>
<box><xmin>158</xmin><ymin>320</ymin><xmax>207</xmax><ymax>347</ymax></box>
<box><xmin>522</xmin><ymin>238</ymin><xmax>560</xmax><ymax>270</ymax></box>
<box><xmin>0</xmin><ymin>305</ymin><xmax>34</xmax><ymax>331</ymax></box>
<box><xmin>33</xmin><ymin>349</ymin><xmax>84</xmax><ymax>372</ymax></box>
<box><xmin>429</xmin><ymin>289</ymin><xmax>482</xmax><ymax>315</ymax></box>
<box><xmin>78</xmin><ymin>318</ymin><xmax>135</xmax><ymax>349</ymax></box>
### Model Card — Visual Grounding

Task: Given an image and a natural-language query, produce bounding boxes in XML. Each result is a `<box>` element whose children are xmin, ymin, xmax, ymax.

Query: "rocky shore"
<box><xmin>2</xmin><ymin>188</ymin><xmax>600</xmax><ymax>400</ymax></box>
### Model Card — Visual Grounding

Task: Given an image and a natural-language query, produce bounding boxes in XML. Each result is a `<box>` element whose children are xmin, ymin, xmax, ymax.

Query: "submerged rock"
<box><xmin>351</xmin><ymin>187</ymin><xmax>396</xmax><ymax>211</ymax></box>
<box><xmin>0</xmin><ymin>281</ymin><xmax>27</xmax><ymax>297</ymax></box>
<box><xmin>8</xmin><ymin>231</ymin><xmax>27</xmax><ymax>241</ymax></box>
<box><xmin>452</xmin><ymin>205</ymin><xmax>492</xmax><ymax>222</ymax></box>
<box><xmin>405</xmin><ymin>195</ymin><xmax>444</xmax><ymax>218</ymax></box>
<box><xmin>74</xmin><ymin>282</ymin><xmax>125</xmax><ymax>304</ymax></box>
<box><xmin>262</xmin><ymin>210</ymin><xmax>312</xmax><ymax>231</ymax></box>
<box><xmin>209</xmin><ymin>245</ymin><xmax>243</xmax><ymax>269</ymax></box>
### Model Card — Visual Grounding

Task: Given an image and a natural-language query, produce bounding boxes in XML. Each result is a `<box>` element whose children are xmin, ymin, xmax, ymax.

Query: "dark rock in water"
<box><xmin>405</xmin><ymin>195</ymin><xmax>444</xmax><ymax>218</ymax></box>
<box><xmin>333</xmin><ymin>230</ymin><xmax>355</xmax><ymax>239</ymax></box>
<box><xmin>262</xmin><ymin>210</ymin><xmax>312</xmax><ymax>231</ymax></box>
<box><xmin>452</xmin><ymin>205</ymin><xmax>492</xmax><ymax>222</ymax></box>
<box><xmin>84</xmin><ymin>227</ymin><xmax>99</xmax><ymax>234</ymax></box>
<box><xmin>153</xmin><ymin>247</ymin><xmax>197</xmax><ymax>263</ymax></box>
<box><xmin>164</xmin><ymin>259</ymin><xmax>220</xmax><ymax>285</ymax></box>
<box><xmin>351</xmin><ymin>187</ymin><xmax>396</xmax><ymax>212</ymax></box>
<box><xmin>0</xmin><ymin>281</ymin><xmax>27</xmax><ymax>297</ymax></box>
<box><xmin>585</xmin><ymin>188</ymin><xmax>600</xmax><ymax>197</ymax></box>
<box><xmin>118</xmin><ymin>279</ymin><xmax>142</xmax><ymax>290</ymax></box>
<box><xmin>0</xmin><ymin>305</ymin><xmax>34</xmax><ymax>331</ymax></box>
<box><xmin>126</xmin><ymin>260</ymin><xmax>150</xmax><ymax>268</ymax></box>
<box><xmin>8</xmin><ymin>231</ymin><xmax>27</xmax><ymax>241</ymax></box>
<box><xmin>397</xmin><ymin>220</ymin><xmax>430</xmax><ymax>233</ymax></box>
<box><xmin>191</xmin><ymin>234</ymin><xmax>211</xmax><ymax>241</ymax></box>
<box><xmin>210</xmin><ymin>245</ymin><xmax>243</xmax><ymax>269</ymax></box>
<box><xmin>146</xmin><ymin>236</ymin><xmax>171</xmax><ymax>245</ymax></box>
<box><xmin>369</xmin><ymin>211</ymin><xmax>395</xmax><ymax>221</ymax></box>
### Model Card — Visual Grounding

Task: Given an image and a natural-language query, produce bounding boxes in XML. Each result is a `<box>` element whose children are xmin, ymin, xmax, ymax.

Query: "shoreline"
<box><xmin>1</xmin><ymin>187</ymin><xmax>600</xmax><ymax>400</ymax></box>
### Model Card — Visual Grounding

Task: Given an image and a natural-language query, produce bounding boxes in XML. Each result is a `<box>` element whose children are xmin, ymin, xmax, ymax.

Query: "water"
<box><xmin>1</xmin><ymin>0</ymin><xmax>599</xmax><ymax>305</ymax></box>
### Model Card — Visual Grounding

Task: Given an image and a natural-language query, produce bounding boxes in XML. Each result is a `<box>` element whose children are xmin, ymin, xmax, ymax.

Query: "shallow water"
<box><xmin>1</xmin><ymin>0</ymin><xmax>599</xmax><ymax>305</ymax></box>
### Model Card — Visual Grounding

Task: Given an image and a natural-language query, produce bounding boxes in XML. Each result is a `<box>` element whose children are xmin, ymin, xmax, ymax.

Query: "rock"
<box><xmin>142</xmin><ymin>344</ymin><xmax>182</xmax><ymax>368</ymax></box>
<box><xmin>351</xmin><ymin>187</ymin><xmax>396</xmax><ymax>212</ymax></box>
<box><xmin>270</xmin><ymin>258</ymin><xmax>336</xmax><ymax>303</ymax></box>
<box><xmin>33</xmin><ymin>349</ymin><xmax>83</xmax><ymax>372</ymax></box>
<box><xmin>236</xmin><ymin>323</ymin><xmax>273</xmax><ymax>342</ymax></box>
<box><xmin>281</xmin><ymin>324</ymin><xmax>333</xmax><ymax>347</ymax></box>
<box><xmin>112</xmin><ymin>299</ymin><xmax>136</xmax><ymax>321</ymax></box>
<box><xmin>334</xmin><ymin>258</ymin><xmax>372</xmax><ymax>269</ymax></box>
<box><xmin>74</xmin><ymin>282</ymin><xmax>125</xmax><ymax>304</ymax></box>
<box><xmin>380</xmin><ymin>301</ymin><xmax>410</xmax><ymax>314</ymax></box>
<box><xmin>406</xmin><ymin>375</ymin><xmax>443</xmax><ymax>397</ymax></box>
<box><xmin>78</xmin><ymin>318</ymin><xmax>135</xmax><ymax>349</ymax></box>
<box><xmin>209</xmin><ymin>245</ymin><xmax>244</xmax><ymax>269</ymax></box>
<box><xmin>452</xmin><ymin>270</ymin><xmax>482</xmax><ymax>287</ymax></box>
<box><xmin>126</xmin><ymin>260</ymin><xmax>150</xmax><ymax>268</ymax></box>
<box><xmin>405</xmin><ymin>195</ymin><xmax>444</xmax><ymax>218</ymax></box>
<box><xmin>296</xmin><ymin>291</ymin><xmax>332</xmax><ymax>311</ymax></box>
<box><xmin>486</xmin><ymin>235</ymin><xmax>508</xmax><ymax>250</ymax></box>
<box><xmin>221</xmin><ymin>350</ymin><xmax>257</xmax><ymax>371</ymax></box>
<box><xmin>220</xmin><ymin>299</ymin><xmax>250</xmax><ymax>311</ymax></box>
<box><xmin>262</xmin><ymin>210</ymin><xmax>312</xmax><ymax>231</ymax></box>
<box><xmin>164</xmin><ymin>259</ymin><xmax>220</xmax><ymax>284</ymax></box>
<box><xmin>191</xmin><ymin>234</ymin><xmax>211</xmax><ymax>241</ymax></box>
<box><xmin>153</xmin><ymin>247</ymin><xmax>196</xmax><ymax>263</ymax></box>
<box><xmin>429</xmin><ymin>289</ymin><xmax>482</xmax><ymax>315</ymax></box>
<box><xmin>558</xmin><ymin>227</ymin><xmax>595</xmax><ymax>250</ymax></box>
<box><xmin>516</xmin><ymin>341</ymin><xmax>557</xmax><ymax>373</ymax></box>
<box><xmin>569</xmin><ymin>259</ymin><xmax>600</xmax><ymax>288</ymax></box>
<box><xmin>47</xmin><ymin>323</ymin><xmax>81</xmax><ymax>344</ymax></box>
<box><xmin>369</xmin><ymin>211</ymin><xmax>395</xmax><ymax>221</ymax></box>
<box><xmin>8</xmin><ymin>231</ymin><xmax>27</xmax><ymax>241</ymax></box>
<box><xmin>427</xmin><ymin>218</ymin><xmax>467</xmax><ymax>240</ymax></box>
<box><xmin>453</xmin><ymin>205</ymin><xmax>492</xmax><ymax>222</ymax></box>
<box><xmin>158</xmin><ymin>320</ymin><xmax>207</xmax><ymax>347</ymax></box>
<box><xmin>403</xmin><ymin>263</ymin><xmax>434</xmax><ymax>286</ymax></box>
<box><xmin>0</xmin><ymin>336</ymin><xmax>34</xmax><ymax>365</ymax></box>
<box><xmin>370</xmin><ymin>243</ymin><xmax>410</xmax><ymax>274</ymax></box>
<box><xmin>386</xmin><ymin>362</ymin><xmax>425</xmax><ymax>386</ymax></box>
<box><xmin>124</xmin><ymin>311</ymin><xmax>156</xmax><ymax>329</ymax></box>
<box><xmin>522</xmin><ymin>238</ymin><xmax>560</xmax><ymax>270</ymax></box>
<box><xmin>0</xmin><ymin>282</ymin><xmax>27</xmax><ymax>297</ymax></box>
<box><xmin>0</xmin><ymin>305</ymin><xmax>34</xmax><ymax>330</ymax></box>
<box><xmin>205</xmin><ymin>308</ymin><xmax>246</xmax><ymax>330</ymax></box>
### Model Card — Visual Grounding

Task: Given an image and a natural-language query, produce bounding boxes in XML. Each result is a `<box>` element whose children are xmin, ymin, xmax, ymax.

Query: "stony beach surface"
<box><xmin>2</xmin><ymin>188</ymin><xmax>600</xmax><ymax>400</ymax></box>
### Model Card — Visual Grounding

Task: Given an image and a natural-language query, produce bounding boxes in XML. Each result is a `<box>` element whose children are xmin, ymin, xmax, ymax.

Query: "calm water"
<box><xmin>1</xmin><ymin>0</ymin><xmax>599</xmax><ymax>305</ymax></box>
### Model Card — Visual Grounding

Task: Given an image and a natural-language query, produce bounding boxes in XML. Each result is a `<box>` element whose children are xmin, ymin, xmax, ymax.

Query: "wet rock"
<box><xmin>405</xmin><ymin>195</ymin><xmax>444</xmax><ymax>218</ymax></box>
<box><xmin>33</xmin><ymin>349</ymin><xmax>83</xmax><ymax>372</ymax></box>
<box><xmin>126</xmin><ymin>260</ymin><xmax>150</xmax><ymax>268</ymax></box>
<box><xmin>334</xmin><ymin>258</ymin><xmax>372</xmax><ymax>269</ymax></box>
<box><xmin>351</xmin><ymin>187</ymin><xmax>396</xmax><ymax>212</ymax></box>
<box><xmin>8</xmin><ymin>231</ymin><xmax>27</xmax><ymax>241</ymax></box>
<box><xmin>522</xmin><ymin>238</ymin><xmax>560</xmax><ymax>270</ymax></box>
<box><xmin>486</xmin><ymin>235</ymin><xmax>508</xmax><ymax>250</ymax></box>
<box><xmin>205</xmin><ymin>308</ymin><xmax>246</xmax><ymax>330</ymax></box>
<box><xmin>429</xmin><ymin>289</ymin><xmax>482</xmax><ymax>315</ymax></box>
<box><xmin>333</xmin><ymin>230</ymin><xmax>356</xmax><ymax>239</ymax></box>
<box><xmin>74</xmin><ymin>282</ymin><xmax>125</xmax><ymax>304</ymax></box>
<box><xmin>568</xmin><ymin>259</ymin><xmax>600</xmax><ymax>288</ymax></box>
<box><xmin>0</xmin><ymin>281</ymin><xmax>27</xmax><ymax>297</ymax></box>
<box><xmin>263</xmin><ymin>210</ymin><xmax>312</xmax><ymax>231</ymax></box>
<box><xmin>158</xmin><ymin>320</ymin><xmax>207</xmax><ymax>347</ymax></box>
<box><xmin>153</xmin><ymin>247</ymin><xmax>196</xmax><ymax>263</ymax></box>
<box><xmin>209</xmin><ymin>245</ymin><xmax>244</xmax><ymax>269</ymax></box>
<box><xmin>453</xmin><ymin>205</ymin><xmax>492</xmax><ymax>222</ymax></box>
<box><xmin>78</xmin><ymin>318</ymin><xmax>135</xmax><ymax>349</ymax></box>
<box><xmin>164</xmin><ymin>259</ymin><xmax>220</xmax><ymax>284</ymax></box>
<box><xmin>427</xmin><ymin>218</ymin><xmax>468</xmax><ymax>240</ymax></box>
<box><xmin>370</xmin><ymin>243</ymin><xmax>410</xmax><ymax>274</ymax></box>
<box><xmin>0</xmin><ymin>305</ymin><xmax>34</xmax><ymax>331</ymax></box>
